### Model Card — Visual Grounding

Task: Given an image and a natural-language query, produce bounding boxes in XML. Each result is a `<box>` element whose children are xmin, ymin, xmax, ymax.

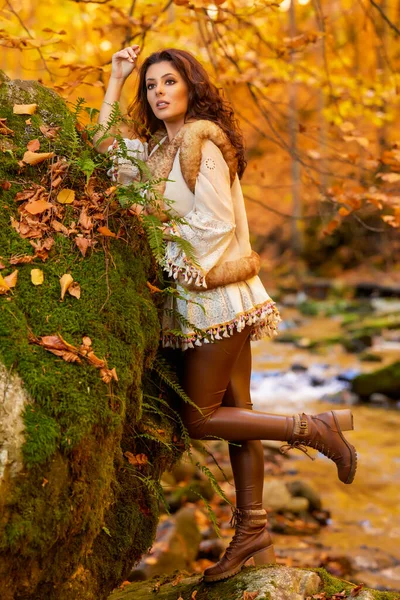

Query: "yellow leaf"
<box><xmin>13</xmin><ymin>104</ymin><xmax>37</xmax><ymax>115</ymax></box>
<box><xmin>0</xmin><ymin>273</ymin><xmax>11</xmax><ymax>294</ymax></box>
<box><xmin>57</xmin><ymin>189</ymin><xmax>75</xmax><ymax>204</ymax></box>
<box><xmin>60</xmin><ymin>273</ymin><xmax>74</xmax><ymax>300</ymax></box>
<box><xmin>31</xmin><ymin>269</ymin><xmax>44</xmax><ymax>285</ymax></box>
<box><xmin>22</xmin><ymin>151</ymin><xmax>54</xmax><ymax>165</ymax></box>
<box><xmin>338</xmin><ymin>207</ymin><xmax>351</xmax><ymax>216</ymax></box>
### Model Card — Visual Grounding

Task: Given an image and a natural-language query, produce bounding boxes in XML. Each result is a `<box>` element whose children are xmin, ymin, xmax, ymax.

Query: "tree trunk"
<box><xmin>0</xmin><ymin>71</ymin><xmax>180</xmax><ymax>600</ymax></box>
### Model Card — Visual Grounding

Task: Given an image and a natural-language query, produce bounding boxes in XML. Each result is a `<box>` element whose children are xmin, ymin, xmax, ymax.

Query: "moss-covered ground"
<box><xmin>0</xmin><ymin>71</ymin><xmax>182</xmax><ymax>599</ymax></box>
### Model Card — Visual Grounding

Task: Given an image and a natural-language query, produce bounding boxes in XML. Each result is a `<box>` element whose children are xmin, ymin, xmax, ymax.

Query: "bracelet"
<box><xmin>103</xmin><ymin>101</ymin><xmax>115</xmax><ymax>106</ymax></box>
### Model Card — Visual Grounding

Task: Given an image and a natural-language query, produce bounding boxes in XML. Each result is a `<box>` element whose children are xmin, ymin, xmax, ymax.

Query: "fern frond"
<box><xmin>195</xmin><ymin>462</ymin><xmax>233</xmax><ymax>507</ymax></box>
<box><xmin>151</xmin><ymin>355</ymin><xmax>202</xmax><ymax>412</ymax></box>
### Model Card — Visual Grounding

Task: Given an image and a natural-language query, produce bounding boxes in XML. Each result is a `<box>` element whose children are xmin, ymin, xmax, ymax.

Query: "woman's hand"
<box><xmin>111</xmin><ymin>45</ymin><xmax>141</xmax><ymax>80</ymax></box>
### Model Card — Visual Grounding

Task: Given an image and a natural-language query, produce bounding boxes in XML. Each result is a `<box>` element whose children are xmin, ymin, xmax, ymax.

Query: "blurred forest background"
<box><xmin>2</xmin><ymin>0</ymin><xmax>400</xmax><ymax>288</ymax></box>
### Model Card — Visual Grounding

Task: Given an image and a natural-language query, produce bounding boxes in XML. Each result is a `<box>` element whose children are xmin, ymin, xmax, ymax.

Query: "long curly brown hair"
<box><xmin>127</xmin><ymin>48</ymin><xmax>247</xmax><ymax>178</ymax></box>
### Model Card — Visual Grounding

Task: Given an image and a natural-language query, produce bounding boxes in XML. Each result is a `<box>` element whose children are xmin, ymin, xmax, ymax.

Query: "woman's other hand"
<box><xmin>111</xmin><ymin>45</ymin><xmax>141</xmax><ymax>80</ymax></box>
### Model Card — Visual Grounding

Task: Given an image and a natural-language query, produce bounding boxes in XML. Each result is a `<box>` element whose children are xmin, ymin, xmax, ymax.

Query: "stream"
<box><xmin>251</xmin><ymin>306</ymin><xmax>400</xmax><ymax>590</ymax></box>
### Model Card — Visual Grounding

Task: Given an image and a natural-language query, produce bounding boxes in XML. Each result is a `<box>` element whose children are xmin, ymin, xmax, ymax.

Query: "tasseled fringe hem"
<box><xmin>162</xmin><ymin>300</ymin><xmax>282</xmax><ymax>351</ymax></box>
<box><xmin>163</xmin><ymin>258</ymin><xmax>207</xmax><ymax>288</ymax></box>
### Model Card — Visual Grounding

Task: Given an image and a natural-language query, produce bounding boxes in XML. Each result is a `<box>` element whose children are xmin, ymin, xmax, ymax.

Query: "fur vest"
<box><xmin>144</xmin><ymin>120</ymin><xmax>261</xmax><ymax>290</ymax></box>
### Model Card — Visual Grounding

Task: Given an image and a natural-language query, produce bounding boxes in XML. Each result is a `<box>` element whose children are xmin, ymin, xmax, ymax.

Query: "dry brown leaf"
<box><xmin>29</xmin><ymin>333</ymin><xmax>82</xmax><ymax>363</ymax></box>
<box><xmin>39</xmin><ymin>124</ymin><xmax>61</xmax><ymax>139</ymax></box>
<box><xmin>24</xmin><ymin>199</ymin><xmax>53</xmax><ymax>215</ymax></box>
<box><xmin>68</xmin><ymin>282</ymin><xmax>81</xmax><ymax>299</ymax></box>
<box><xmin>51</xmin><ymin>175</ymin><xmax>63</xmax><ymax>189</ymax></box>
<box><xmin>1</xmin><ymin>181</ymin><xmax>11</xmax><ymax>190</ymax></box>
<box><xmin>60</xmin><ymin>273</ymin><xmax>74</xmax><ymax>300</ymax></box>
<box><xmin>31</xmin><ymin>269</ymin><xmax>44</xmax><ymax>285</ymax></box>
<box><xmin>124</xmin><ymin>452</ymin><xmax>148</xmax><ymax>466</ymax></box>
<box><xmin>0</xmin><ymin>118</ymin><xmax>14</xmax><ymax>136</ymax></box>
<box><xmin>350</xmin><ymin>585</ymin><xmax>364</xmax><ymax>597</ymax></box>
<box><xmin>13</xmin><ymin>104</ymin><xmax>37</xmax><ymax>115</ymax></box>
<box><xmin>22</xmin><ymin>151</ymin><xmax>54</xmax><ymax>165</ymax></box>
<box><xmin>75</xmin><ymin>236</ymin><xmax>91</xmax><ymax>257</ymax></box>
<box><xmin>98</xmin><ymin>226</ymin><xmax>116</xmax><ymax>237</ymax></box>
<box><xmin>52</xmin><ymin>220</ymin><xmax>69</xmax><ymax>235</ymax></box>
<box><xmin>86</xmin><ymin>351</ymin><xmax>106</xmax><ymax>368</ymax></box>
<box><xmin>25</xmin><ymin>118</ymin><xmax>32</xmax><ymax>125</ymax></box>
<box><xmin>57</xmin><ymin>189</ymin><xmax>75</xmax><ymax>204</ymax></box>
<box><xmin>27</xmin><ymin>139</ymin><xmax>40</xmax><ymax>152</ymax></box>
<box><xmin>82</xmin><ymin>336</ymin><xmax>92</xmax><ymax>347</ymax></box>
<box><xmin>0</xmin><ymin>261</ymin><xmax>5</xmax><ymax>269</ymax></box>
<box><xmin>243</xmin><ymin>592</ymin><xmax>260</xmax><ymax>600</ymax></box>
<box><xmin>191</xmin><ymin>591</ymin><xmax>198</xmax><ymax>599</ymax></box>
<box><xmin>100</xmin><ymin>367</ymin><xmax>118</xmax><ymax>384</ymax></box>
<box><xmin>15</xmin><ymin>189</ymin><xmax>37</xmax><ymax>202</ymax></box>
<box><xmin>79</xmin><ymin>209</ymin><xmax>93</xmax><ymax>231</ymax></box>
<box><xmin>10</xmin><ymin>254</ymin><xmax>34</xmax><ymax>265</ymax></box>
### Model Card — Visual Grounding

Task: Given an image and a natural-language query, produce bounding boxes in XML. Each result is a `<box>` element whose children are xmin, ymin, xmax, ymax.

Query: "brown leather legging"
<box><xmin>177</xmin><ymin>325</ymin><xmax>292</xmax><ymax>511</ymax></box>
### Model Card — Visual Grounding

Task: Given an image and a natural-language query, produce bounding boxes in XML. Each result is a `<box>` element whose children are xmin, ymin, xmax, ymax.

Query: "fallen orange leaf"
<box><xmin>24</xmin><ymin>199</ymin><xmax>53</xmax><ymax>215</ymax></box>
<box><xmin>98</xmin><ymin>226</ymin><xmax>116</xmax><ymax>237</ymax></box>
<box><xmin>22</xmin><ymin>151</ymin><xmax>54</xmax><ymax>165</ymax></box>
<box><xmin>27</xmin><ymin>139</ymin><xmax>40</xmax><ymax>152</ymax></box>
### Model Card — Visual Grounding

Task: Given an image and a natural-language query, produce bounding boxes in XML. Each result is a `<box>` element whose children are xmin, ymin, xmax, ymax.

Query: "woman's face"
<box><xmin>145</xmin><ymin>61</ymin><xmax>189</xmax><ymax>124</ymax></box>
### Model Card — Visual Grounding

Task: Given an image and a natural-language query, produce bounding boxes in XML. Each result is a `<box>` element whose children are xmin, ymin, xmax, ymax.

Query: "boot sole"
<box><xmin>203</xmin><ymin>544</ymin><xmax>276</xmax><ymax>583</ymax></box>
<box><xmin>331</xmin><ymin>410</ymin><xmax>357</xmax><ymax>484</ymax></box>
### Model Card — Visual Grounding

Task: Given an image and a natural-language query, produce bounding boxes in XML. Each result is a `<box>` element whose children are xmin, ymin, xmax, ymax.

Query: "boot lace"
<box><xmin>280</xmin><ymin>439</ymin><xmax>339</xmax><ymax>461</ymax></box>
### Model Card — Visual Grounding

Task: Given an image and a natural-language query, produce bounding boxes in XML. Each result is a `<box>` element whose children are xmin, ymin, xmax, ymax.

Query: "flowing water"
<box><xmin>250</xmin><ymin>307</ymin><xmax>400</xmax><ymax>579</ymax></box>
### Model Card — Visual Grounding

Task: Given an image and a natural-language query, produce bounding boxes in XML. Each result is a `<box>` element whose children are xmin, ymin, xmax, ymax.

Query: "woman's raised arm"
<box><xmin>93</xmin><ymin>45</ymin><xmax>140</xmax><ymax>154</ymax></box>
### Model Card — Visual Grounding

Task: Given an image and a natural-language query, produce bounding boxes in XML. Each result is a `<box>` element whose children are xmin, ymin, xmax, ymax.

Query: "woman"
<box><xmin>94</xmin><ymin>45</ymin><xmax>357</xmax><ymax>583</ymax></box>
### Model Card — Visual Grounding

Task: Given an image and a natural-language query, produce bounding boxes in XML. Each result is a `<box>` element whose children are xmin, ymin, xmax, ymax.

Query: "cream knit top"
<box><xmin>108</xmin><ymin>135</ymin><xmax>281</xmax><ymax>350</ymax></box>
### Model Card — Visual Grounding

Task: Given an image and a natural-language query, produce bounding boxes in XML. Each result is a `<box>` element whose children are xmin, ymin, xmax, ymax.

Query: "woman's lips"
<box><xmin>156</xmin><ymin>102</ymin><xmax>169</xmax><ymax>110</ymax></box>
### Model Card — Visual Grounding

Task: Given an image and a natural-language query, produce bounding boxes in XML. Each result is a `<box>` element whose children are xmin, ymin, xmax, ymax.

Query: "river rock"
<box><xmin>351</xmin><ymin>361</ymin><xmax>400</xmax><ymax>399</ymax></box>
<box><xmin>109</xmin><ymin>566</ymin><xmax>322</xmax><ymax>600</ymax></box>
<box><xmin>286</xmin><ymin>480</ymin><xmax>322</xmax><ymax>511</ymax></box>
<box><xmin>128</xmin><ymin>506</ymin><xmax>201</xmax><ymax>581</ymax></box>
<box><xmin>263</xmin><ymin>479</ymin><xmax>309</xmax><ymax>513</ymax></box>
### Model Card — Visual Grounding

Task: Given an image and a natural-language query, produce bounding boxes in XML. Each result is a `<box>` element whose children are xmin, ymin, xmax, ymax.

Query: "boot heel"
<box><xmin>252</xmin><ymin>545</ymin><xmax>276</xmax><ymax>565</ymax></box>
<box><xmin>333</xmin><ymin>409</ymin><xmax>354</xmax><ymax>431</ymax></box>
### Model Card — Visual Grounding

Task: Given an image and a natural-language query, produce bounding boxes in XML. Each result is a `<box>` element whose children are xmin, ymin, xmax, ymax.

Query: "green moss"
<box><xmin>311</xmin><ymin>568</ymin><xmax>400</xmax><ymax>600</ymax></box>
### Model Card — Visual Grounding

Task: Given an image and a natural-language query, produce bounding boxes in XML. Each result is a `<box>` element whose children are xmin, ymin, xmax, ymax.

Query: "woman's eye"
<box><xmin>166</xmin><ymin>79</ymin><xmax>176</xmax><ymax>85</ymax></box>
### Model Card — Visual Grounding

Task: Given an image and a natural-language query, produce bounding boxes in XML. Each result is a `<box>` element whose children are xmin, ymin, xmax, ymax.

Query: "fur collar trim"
<box><xmin>145</xmin><ymin>120</ymin><xmax>238</xmax><ymax>195</ymax></box>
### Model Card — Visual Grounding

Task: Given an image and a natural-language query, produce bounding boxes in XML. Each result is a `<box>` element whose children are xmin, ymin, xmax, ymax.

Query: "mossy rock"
<box><xmin>107</xmin><ymin>566</ymin><xmax>399</xmax><ymax>600</ymax></box>
<box><xmin>351</xmin><ymin>361</ymin><xmax>400</xmax><ymax>399</ymax></box>
<box><xmin>0</xmin><ymin>72</ymin><xmax>181</xmax><ymax>599</ymax></box>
